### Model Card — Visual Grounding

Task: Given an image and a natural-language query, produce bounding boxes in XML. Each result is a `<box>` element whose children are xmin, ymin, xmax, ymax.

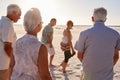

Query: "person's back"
<box><xmin>10</xmin><ymin>8</ymin><xmax>52</xmax><ymax>80</ymax></box>
<box><xmin>75</xmin><ymin>7</ymin><xmax>120</xmax><ymax>80</ymax></box>
<box><xmin>81</xmin><ymin>22</ymin><xmax>119</xmax><ymax>80</ymax></box>
<box><xmin>11</xmin><ymin>34</ymin><xmax>41</xmax><ymax>80</ymax></box>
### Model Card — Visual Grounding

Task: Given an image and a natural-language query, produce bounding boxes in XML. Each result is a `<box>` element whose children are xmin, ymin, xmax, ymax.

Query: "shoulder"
<box><xmin>1</xmin><ymin>21</ymin><xmax>12</xmax><ymax>29</ymax></box>
<box><xmin>80</xmin><ymin>28</ymin><xmax>91</xmax><ymax>36</ymax></box>
<box><xmin>39</xmin><ymin>44</ymin><xmax>47</xmax><ymax>55</ymax></box>
<box><xmin>44</xmin><ymin>24</ymin><xmax>52</xmax><ymax>30</ymax></box>
<box><xmin>40</xmin><ymin>44</ymin><xmax>47</xmax><ymax>50</ymax></box>
<box><xmin>106</xmin><ymin>26</ymin><xmax>119</xmax><ymax>35</ymax></box>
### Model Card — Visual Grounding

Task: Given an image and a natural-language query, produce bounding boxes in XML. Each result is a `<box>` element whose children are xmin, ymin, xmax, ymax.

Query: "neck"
<box><xmin>27</xmin><ymin>32</ymin><xmax>37</xmax><ymax>37</ymax></box>
<box><xmin>66</xmin><ymin>27</ymin><xmax>70</xmax><ymax>30</ymax></box>
<box><xmin>6</xmin><ymin>15</ymin><xmax>12</xmax><ymax>21</ymax></box>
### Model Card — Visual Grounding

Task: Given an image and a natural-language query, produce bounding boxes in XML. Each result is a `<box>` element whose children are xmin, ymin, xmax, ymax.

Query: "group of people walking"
<box><xmin>0</xmin><ymin>4</ymin><xmax>120</xmax><ymax>80</ymax></box>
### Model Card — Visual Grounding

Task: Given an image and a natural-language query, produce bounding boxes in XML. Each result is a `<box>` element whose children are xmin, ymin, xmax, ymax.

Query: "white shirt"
<box><xmin>0</xmin><ymin>16</ymin><xmax>17</xmax><ymax>70</ymax></box>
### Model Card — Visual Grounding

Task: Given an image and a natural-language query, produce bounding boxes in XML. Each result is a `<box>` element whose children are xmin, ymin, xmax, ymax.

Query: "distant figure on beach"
<box><xmin>10</xmin><ymin>8</ymin><xmax>52</xmax><ymax>80</ymax></box>
<box><xmin>41</xmin><ymin>18</ymin><xmax>57</xmax><ymax>67</ymax></box>
<box><xmin>0</xmin><ymin>4</ymin><xmax>21</xmax><ymax>80</ymax></box>
<box><xmin>60</xmin><ymin>20</ymin><xmax>76</xmax><ymax>73</ymax></box>
<box><xmin>75</xmin><ymin>7</ymin><xmax>120</xmax><ymax>80</ymax></box>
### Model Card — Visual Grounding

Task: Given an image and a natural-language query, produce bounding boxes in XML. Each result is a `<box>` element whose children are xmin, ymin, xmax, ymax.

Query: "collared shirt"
<box><xmin>75</xmin><ymin>22</ymin><xmax>120</xmax><ymax>80</ymax></box>
<box><xmin>0</xmin><ymin>16</ymin><xmax>17</xmax><ymax>70</ymax></box>
<box><xmin>41</xmin><ymin>23</ymin><xmax>53</xmax><ymax>44</ymax></box>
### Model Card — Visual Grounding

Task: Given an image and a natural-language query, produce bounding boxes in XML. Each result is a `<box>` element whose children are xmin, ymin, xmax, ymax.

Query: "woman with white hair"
<box><xmin>10</xmin><ymin>8</ymin><xmax>52</xmax><ymax>80</ymax></box>
<box><xmin>0</xmin><ymin>4</ymin><xmax>21</xmax><ymax>80</ymax></box>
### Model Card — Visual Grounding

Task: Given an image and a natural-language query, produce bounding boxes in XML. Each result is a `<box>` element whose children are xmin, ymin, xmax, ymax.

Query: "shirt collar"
<box><xmin>48</xmin><ymin>23</ymin><xmax>52</xmax><ymax>27</ymax></box>
<box><xmin>93</xmin><ymin>22</ymin><xmax>105</xmax><ymax>27</ymax></box>
<box><xmin>1</xmin><ymin>16</ymin><xmax>13</xmax><ymax>23</ymax></box>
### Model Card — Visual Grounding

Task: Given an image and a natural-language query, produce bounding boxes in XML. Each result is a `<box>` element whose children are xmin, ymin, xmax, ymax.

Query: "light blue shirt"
<box><xmin>41</xmin><ymin>23</ymin><xmax>53</xmax><ymax>44</ymax></box>
<box><xmin>75</xmin><ymin>22</ymin><xmax>120</xmax><ymax>80</ymax></box>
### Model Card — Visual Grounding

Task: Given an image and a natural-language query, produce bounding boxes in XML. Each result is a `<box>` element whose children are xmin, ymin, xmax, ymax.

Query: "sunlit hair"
<box><xmin>7</xmin><ymin>4</ymin><xmax>21</xmax><ymax>15</ymax></box>
<box><xmin>24</xmin><ymin>8</ymin><xmax>42</xmax><ymax>32</ymax></box>
<box><xmin>93</xmin><ymin>7</ymin><xmax>107</xmax><ymax>22</ymax></box>
<box><xmin>67</xmin><ymin>20</ymin><xmax>73</xmax><ymax>26</ymax></box>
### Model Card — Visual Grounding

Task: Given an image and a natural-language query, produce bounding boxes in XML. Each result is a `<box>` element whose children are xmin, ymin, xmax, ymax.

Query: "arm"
<box><xmin>37</xmin><ymin>44</ymin><xmax>52</xmax><ymax>80</ymax></box>
<box><xmin>4</xmin><ymin>42</ymin><xmax>12</xmax><ymax>57</ymax></box>
<box><xmin>77</xmin><ymin>51</ymin><xmax>84</xmax><ymax>62</ymax></box>
<box><xmin>66</xmin><ymin>30</ymin><xmax>75</xmax><ymax>53</ymax></box>
<box><xmin>9</xmin><ymin>52</ymin><xmax>15</xmax><ymax>79</ymax></box>
<box><xmin>46</xmin><ymin>35</ymin><xmax>52</xmax><ymax>48</ymax></box>
<box><xmin>113</xmin><ymin>49</ymin><xmax>119</xmax><ymax>66</ymax></box>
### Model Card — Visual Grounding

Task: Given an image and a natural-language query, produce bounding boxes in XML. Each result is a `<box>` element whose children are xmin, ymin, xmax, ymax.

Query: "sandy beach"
<box><xmin>14</xmin><ymin>24</ymin><xmax>120</xmax><ymax>80</ymax></box>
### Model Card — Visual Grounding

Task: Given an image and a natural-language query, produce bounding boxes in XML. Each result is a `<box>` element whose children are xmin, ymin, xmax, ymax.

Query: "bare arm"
<box><xmin>4</xmin><ymin>42</ymin><xmax>12</xmax><ymax>57</ymax></box>
<box><xmin>66</xmin><ymin>30</ymin><xmax>75</xmax><ymax>53</ymax></box>
<box><xmin>37</xmin><ymin>44</ymin><xmax>52</xmax><ymax>80</ymax></box>
<box><xmin>9</xmin><ymin>52</ymin><xmax>15</xmax><ymax>79</ymax></box>
<box><xmin>113</xmin><ymin>49</ymin><xmax>119</xmax><ymax>66</ymax></box>
<box><xmin>46</xmin><ymin>35</ymin><xmax>52</xmax><ymax>48</ymax></box>
<box><xmin>77</xmin><ymin>51</ymin><xmax>84</xmax><ymax>62</ymax></box>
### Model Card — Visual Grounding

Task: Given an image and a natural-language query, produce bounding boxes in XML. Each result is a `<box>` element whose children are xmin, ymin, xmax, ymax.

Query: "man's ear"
<box><xmin>92</xmin><ymin>16</ymin><xmax>94</xmax><ymax>22</ymax></box>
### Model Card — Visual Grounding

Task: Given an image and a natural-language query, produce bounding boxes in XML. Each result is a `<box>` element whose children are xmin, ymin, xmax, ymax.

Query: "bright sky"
<box><xmin>0</xmin><ymin>0</ymin><xmax>120</xmax><ymax>25</ymax></box>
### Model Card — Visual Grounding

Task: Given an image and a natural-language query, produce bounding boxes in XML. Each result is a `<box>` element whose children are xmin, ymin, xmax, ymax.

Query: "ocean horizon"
<box><xmin>14</xmin><ymin>24</ymin><xmax>120</xmax><ymax>27</ymax></box>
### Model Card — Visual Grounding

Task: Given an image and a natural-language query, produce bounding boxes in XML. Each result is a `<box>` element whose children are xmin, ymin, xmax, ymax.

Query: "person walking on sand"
<box><xmin>75</xmin><ymin>7</ymin><xmax>120</xmax><ymax>80</ymax></box>
<box><xmin>60</xmin><ymin>20</ymin><xmax>76</xmax><ymax>73</ymax></box>
<box><xmin>41</xmin><ymin>18</ymin><xmax>57</xmax><ymax>67</ymax></box>
<box><xmin>0</xmin><ymin>4</ymin><xmax>21</xmax><ymax>80</ymax></box>
<box><xmin>10</xmin><ymin>8</ymin><xmax>52</xmax><ymax>80</ymax></box>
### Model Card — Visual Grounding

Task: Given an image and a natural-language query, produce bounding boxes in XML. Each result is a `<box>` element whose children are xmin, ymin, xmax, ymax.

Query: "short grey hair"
<box><xmin>24</xmin><ymin>8</ymin><xmax>42</xmax><ymax>32</ymax></box>
<box><xmin>7</xmin><ymin>4</ymin><xmax>21</xmax><ymax>15</ymax></box>
<box><xmin>93</xmin><ymin>7</ymin><xmax>107</xmax><ymax>22</ymax></box>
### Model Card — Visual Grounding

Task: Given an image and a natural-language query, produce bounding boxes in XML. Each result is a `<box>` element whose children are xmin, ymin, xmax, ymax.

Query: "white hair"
<box><xmin>24</xmin><ymin>8</ymin><xmax>42</xmax><ymax>32</ymax></box>
<box><xmin>7</xmin><ymin>4</ymin><xmax>21</xmax><ymax>15</ymax></box>
<box><xmin>93</xmin><ymin>7</ymin><xmax>107</xmax><ymax>22</ymax></box>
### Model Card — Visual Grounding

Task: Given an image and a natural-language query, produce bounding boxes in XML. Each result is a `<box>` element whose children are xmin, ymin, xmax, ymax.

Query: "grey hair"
<box><xmin>93</xmin><ymin>7</ymin><xmax>107</xmax><ymax>22</ymax></box>
<box><xmin>7</xmin><ymin>4</ymin><xmax>21</xmax><ymax>15</ymax></box>
<box><xmin>24</xmin><ymin>8</ymin><xmax>42</xmax><ymax>32</ymax></box>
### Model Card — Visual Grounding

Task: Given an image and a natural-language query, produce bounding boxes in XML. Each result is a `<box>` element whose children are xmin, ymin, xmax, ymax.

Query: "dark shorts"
<box><xmin>64</xmin><ymin>50</ymin><xmax>72</xmax><ymax>63</ymax></box>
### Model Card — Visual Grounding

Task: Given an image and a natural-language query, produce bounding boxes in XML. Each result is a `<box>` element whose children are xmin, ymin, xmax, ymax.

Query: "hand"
<box><xmin>71</xmin><ymin>50</ymin><xmax>76</xmax><ymax>57</ymax></box>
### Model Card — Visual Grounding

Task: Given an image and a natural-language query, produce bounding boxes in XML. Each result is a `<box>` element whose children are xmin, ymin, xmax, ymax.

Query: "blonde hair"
<box><xmin>93</xmin><ymin>7</ymin><xmax>107</xmax><ymax>22</ymax></box>
<box><xmin>24</xmin><ymin>8</ymin><xmax>42</xmax><ymax>32</ymax></box>
<box><xmin>7</xmin><ymin>4</ymin><xmax>21</xmax><ymax>15</ymax></box>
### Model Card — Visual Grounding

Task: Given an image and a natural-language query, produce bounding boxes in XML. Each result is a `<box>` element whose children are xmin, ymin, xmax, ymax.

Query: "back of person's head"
<box><xmin>7</xmin><ymin>4</ymin><xmax>21</xmax><ymax>15</ymax></box>
<box><xmin>24</xmin><ymin>8</ymin><xmax>42</xmax><ymax>32</ymax></box>
<box><xmin>93</xmin><ymin>7</ymin><xmax>107</xmax><ymax>22</ymax></box>
<box><xmin>67</xmin><ymin>20</ymin><xmax>73</xmax><ymax>26</ymax></box>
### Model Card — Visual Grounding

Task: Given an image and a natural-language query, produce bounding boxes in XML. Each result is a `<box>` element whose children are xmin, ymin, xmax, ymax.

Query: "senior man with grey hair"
<box><xmin>0</xmin><ymin>4</ymin><xmax>21</xmax><ymax>80</ymax></box>
<box><xmin>75</xmin><ymin>7</ymin><xmax>120</xmax><ymax>80</ymax></box>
